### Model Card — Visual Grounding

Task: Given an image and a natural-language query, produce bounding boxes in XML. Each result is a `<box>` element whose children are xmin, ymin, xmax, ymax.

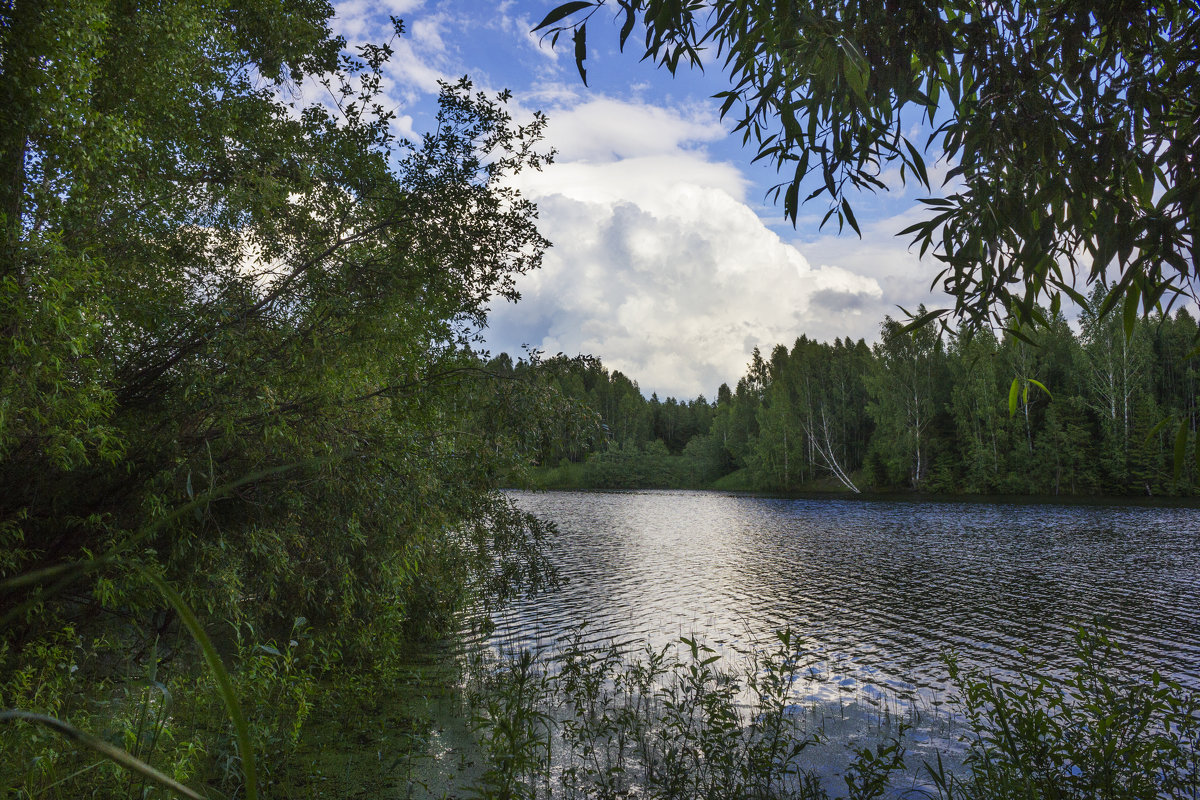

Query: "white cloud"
<box><xmin>791</xmin><ymin>205</ymin><xmax>957</xmax><ymax>325</ymax></box>
<box><xmin>393</xmin><ymin>112</ymin><xmax>419</xmax><ymax>142</ymax></box>
<box><xmin>322</xmin><ymin>6</ymin><xmax>945</xmax><ymax>397</ymax></box>
<box><xmin>410</xmin><ymin>13</ymin><xmax>449</xmax><ymax>53</ymax></box>
<box><xmin>384</xmin><ymin>0</ymin><xmax>426</xmax><ymax>12</ymax></box>
<box><xmin>486</xmin><ymin>98</ymin><xmax>892</xmax><ymax>399</ymax></box>
<box><xmin>515</xmin><ymin>155</ymin><xmax>748</xmax><ymax>208</ymax></box>
<box><xmin>384</xmin><ymin>36</ymin><xmax>450</xmax><ymax>94</ymax></box>
<box><xmin>539</xmin><ymin>97</ymin><xmax>727</xmax><ymax>161</ymax></box>
<box><xmin>494</xmin><ymin>5</ymin><xmax>561</xmax><ymax>62</ymax></box>
<box><xmin>523</xmin><ymin>81</ymin><xmax>582</xmax><ymax>106</ymax></box>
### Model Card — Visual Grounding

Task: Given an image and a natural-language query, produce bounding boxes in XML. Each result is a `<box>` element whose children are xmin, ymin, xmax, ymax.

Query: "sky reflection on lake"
<box><xmin>493</xmin><ymin>491</ymin><xmax>1200</xmax><ymax>699</ymax></box>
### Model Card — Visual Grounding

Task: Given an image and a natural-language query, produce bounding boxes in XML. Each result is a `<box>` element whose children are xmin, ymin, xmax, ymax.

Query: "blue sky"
<box><xmin>331</xmin><ymin>0</ymin><xmax>952</xmax><ymax>398</ymax></box>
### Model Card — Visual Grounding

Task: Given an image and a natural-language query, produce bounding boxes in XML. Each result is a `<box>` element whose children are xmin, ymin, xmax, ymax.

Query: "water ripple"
<box><xmin>493</xmin><ymin>490</ymin><xmax>1200</xmax><ymax>698</ymax></box>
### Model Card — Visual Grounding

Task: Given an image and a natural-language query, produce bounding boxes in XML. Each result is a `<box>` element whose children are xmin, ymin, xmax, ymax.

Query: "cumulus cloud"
<box><xmin>323</xmin><ymin>4</ymin><xmax>942</xmax><ymax>398</ymax></box>
<box><xmin>486</xmin><ymin>97</ymin><xmax>893</xmax><ymax>399</ymax></box>
<box><xmin>790</xmin><ymin>204</ymin><xmax>958</xmax><ymax>327</ymax></box>
<box><xmin>539</xmin><ymin>98</ymin><xmax>727</xmax><ymax>161</ymax></box>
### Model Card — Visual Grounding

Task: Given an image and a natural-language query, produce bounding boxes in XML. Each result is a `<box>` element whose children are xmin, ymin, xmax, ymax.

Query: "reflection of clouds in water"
<box><xmin>489</xmin><ymin>490</ymin><xmax>1200</xmax><ymax>792</ymax></box>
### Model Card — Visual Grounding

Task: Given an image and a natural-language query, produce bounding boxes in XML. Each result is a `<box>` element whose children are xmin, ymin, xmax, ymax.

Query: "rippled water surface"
<box><xmin>494</xmin><ymin>490</ymin><xmax>1200</xmax><ymax>697</ymax></box>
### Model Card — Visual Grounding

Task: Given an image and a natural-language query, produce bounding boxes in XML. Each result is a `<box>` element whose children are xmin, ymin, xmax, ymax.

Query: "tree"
<box><xmin>865</xmin><ymin>312</ymin><xmax>949</xmax><ymax>487</ymax></box>
<box><xmin>1080</xmin><ymin>285</ymin><xmax>1153</xmax><ymax>481</ymax></box>
<box><xmin>749</xmin><ymin>373</ymin><xmax>801</xmax><ymax>489</ymax></box>
<box><xmin>1</xmin><ymin>4</ymin><xmax>559</xmax><ymax>793</ymax></box>
<box><xmin>783</xmin><ymin>336</ymin><xmax>866</xmax><ymax>492</ymax></box>
<box><xmin>1033</xmin><ymin>396</ymin><xmax>1099</xmax><ymax>495</ymax></box>
<box><xmin>535</xmin><ymin>1</ymin><xmax>1199</xmax><ymax>331</ymax></box>
<box><xmin>948</xmin><ymin>328</ymin><xmax>1004</xmax><ymax>492</ymax></box>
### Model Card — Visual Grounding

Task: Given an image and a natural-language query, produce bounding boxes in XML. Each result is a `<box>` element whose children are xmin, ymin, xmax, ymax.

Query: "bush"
<box><xmin>931</xmin><ymin>627</ymin><xmax>1200</xmax><ymax>800</ymax></box>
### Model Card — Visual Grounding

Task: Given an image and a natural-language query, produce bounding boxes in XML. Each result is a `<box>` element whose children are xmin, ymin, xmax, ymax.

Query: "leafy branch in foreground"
<box><xmin>0</xmin><ymin>712</ymin><xmax>204</xmax><ymax>800</ymax></box>
<box><xmin>1</xmin><ymin>0</ymin><xmax>564</xmax><ymax>794</ymax></box>
<box><xmin>535</xmin><ymin>1</ymin><xmax>1199</xmax><ymax>333</ymax></box>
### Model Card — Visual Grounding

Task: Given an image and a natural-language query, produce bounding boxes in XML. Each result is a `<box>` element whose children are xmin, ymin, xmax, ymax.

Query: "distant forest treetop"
<box><xmin>500</xmin><ymin>288</ymin><xmax>1199</xmax><ymax>497</ymax></box>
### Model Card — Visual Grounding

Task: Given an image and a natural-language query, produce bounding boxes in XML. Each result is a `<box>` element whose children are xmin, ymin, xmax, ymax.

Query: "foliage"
<box><xmin>512</xmin><ymin>287</ymin><xmax>1200</xmax><ymax>495</ymax></box>
<box><xmin>930</xmin><ymin>628</ymin><xmax>1200</xmax><ymax>800</ymax></box>
<box><xmin>864</xmin><ymin>315</ymin><xmax>949</xmax><ymax>489</ymax></box>
<box><xmin>535</xmin><ymin>0</ymin><xmax>1200</xmax><ymax>332</ymax></box>
<box><xmin>465</xmin><ymin>626</ymin><xmax>1200</xmax><ymax>800</ymax></box>
<box><xmin>0</xmin><ymin>1</ymin><xmax>567</xmax><ymax>795</ymax></box>
<box><xmin>464</xmin><ymin>628</ymin><xmax>851</xmax><ymax>800</ymax></box>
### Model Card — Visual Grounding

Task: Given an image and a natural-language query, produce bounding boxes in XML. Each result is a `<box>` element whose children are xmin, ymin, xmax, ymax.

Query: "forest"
<box><xmin>3</xmin><ymin>0</ymin><xmax>1198</xmax><ymax>797</ymax></box>
<box><xmin>511</xmin><ymin>292</ymin><xmax>1200</xmax><ymax>497</ymax></box>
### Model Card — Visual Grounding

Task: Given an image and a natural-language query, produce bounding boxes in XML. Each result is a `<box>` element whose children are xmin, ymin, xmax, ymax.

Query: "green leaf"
<box><xmin>143</xmin><ymin>570</ymin><xmax>258</xmax><ymax>800</ymax></box>
<box><xmin>1007</xmin><ymin>326</ymin><xmax>1038</xmax><ymax>347</ymax></box>
<box><xmin>842</xmin><ymin>198</ymin><xmax>862</xmax><ymax>236</ymax></box>
<box><xmin>1008</xmin><ymin>377</ymin><xmax>1020</xmax><ymax>417</ymax></box>
<box><xmin>573</xmin><ymin>25</ymin><xmax>588</xmax><ymax>85</ymax></box>
<box><xmin>532</xmin><ymin>1</ymin><xmax>593</xmax><ymax>32</ymax></box>
<box><xmin>845</xmin><ymin>60</ymin><xmax>868</xmax><ymax>103</ymax></box>
<box><xmin>784</xmin><ymin>180</ymin><xmax>799</xmax><ymax>222</ymax></box>
<box><xmin>898</xmin><ymin>307</ymin><xmax>948</xmax><ymax>333</ymax></box>
<box><xmin>1146</xmin><ymin>416</ymin><xmax>1174</xmax><ymax>440</ymax></box>
<box><xmin>619</xmin><ymin>8</ymin><xmax>636</xmax><ymax>50</ymax></box>
<box><xmin>1026</xmin><ymin>379</ymin><xmax>1052</xmax><ymax>400</ymax></box>
<box><xmin>903</xmin><ymin>139</ymin><xmax>930</xmax><ymax>189</ymax></box>
<box><xmin>0</xmin><ymin>711</ymin><xmax>205</xmax><ymax>800</ymax></box>
<box><xmin>1122</xmin><ymin>283</ymin><xmax>1140</xmax><ymax>341</ymax></box>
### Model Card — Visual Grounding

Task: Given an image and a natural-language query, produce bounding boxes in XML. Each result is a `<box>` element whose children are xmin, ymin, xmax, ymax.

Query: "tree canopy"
<box><xmin>1</xmin><ymin>2</ymin><xmax>562</xmax><ymax>794</ymax></box>
<box><xmin>535</xmin><ymin>1</ymin><xmax>1199</xmax><ymax>331</ymax></box>
<box><xmin>517</xmin><ymin>296</ymin><xmax>1200</xmax><ymax>495</ymax></box>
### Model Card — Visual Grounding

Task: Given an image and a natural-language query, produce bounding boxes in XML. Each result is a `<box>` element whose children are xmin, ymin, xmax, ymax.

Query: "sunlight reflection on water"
<box><xmin>493</xmin><ymin>490</ymin><xmax>1200</xmax><ymax>695</ymax></box>
<box><xmin>477</xmin><ymin>490</ymin><xmax>1200</xmax><ymax>792</ymax></box>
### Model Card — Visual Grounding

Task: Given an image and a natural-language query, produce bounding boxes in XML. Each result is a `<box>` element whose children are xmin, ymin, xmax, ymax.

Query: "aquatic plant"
<box><xmin>928</xmin><ymin>627</ymin><xmax>1200</xmax><ymax>800</ymax></box>
<box><xmin>463</xmin><ymin>628</ymin><xmax>906</xmax><ymax>800</ymax></box>
<box><xmin>464</xmin><ymin>626</ymin><xmax>1200</xmax><ymax>800</ymax></box>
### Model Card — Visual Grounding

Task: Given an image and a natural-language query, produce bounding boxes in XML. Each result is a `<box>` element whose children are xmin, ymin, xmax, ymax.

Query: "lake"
<box><xmin>491</xmin><ymin>489</ymin><xmax>1200</xmax><ymax>704</ymax></box>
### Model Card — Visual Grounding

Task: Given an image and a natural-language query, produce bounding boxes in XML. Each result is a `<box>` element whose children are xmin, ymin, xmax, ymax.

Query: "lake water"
<box><xmin>472</xmin><ymin>490</ymin><xmax>1200</xmax><ymax>794</ymax></box>
<box><xmin>492</xmin><ymin>489</ymin><xmax>1200</xmax><ymax>703</ymax></box>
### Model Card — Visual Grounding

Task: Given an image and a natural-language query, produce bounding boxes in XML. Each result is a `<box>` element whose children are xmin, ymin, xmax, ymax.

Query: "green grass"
<box><xmin>525</xmin><ymin>461</ymin><xmax>590</xmax><ymax>490</ymax></box>
<box><xmin>710</xmin><ymin>468</ymin><xmax>756</xmax><ymax>491</ymax></box>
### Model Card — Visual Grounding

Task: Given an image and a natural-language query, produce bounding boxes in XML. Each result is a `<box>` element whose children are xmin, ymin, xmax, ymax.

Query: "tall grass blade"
<box><xmin>142</xmin><ymin>569</ymin><xmax>259</xmax><ymax>800</ymax></box>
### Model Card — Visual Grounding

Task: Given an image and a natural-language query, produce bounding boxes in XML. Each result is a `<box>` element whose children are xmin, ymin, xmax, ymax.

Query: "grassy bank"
<box><xmin>521</xmin><ymin>460</ymin><xmax>866</xmax><ymax>494</ymax></box>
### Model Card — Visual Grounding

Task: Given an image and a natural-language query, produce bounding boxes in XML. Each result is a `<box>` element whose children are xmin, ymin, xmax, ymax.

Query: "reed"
<box><xmin>462</xmin><ymin>627</ymin><xmax>909</xmax><ymax>800</ymax></box>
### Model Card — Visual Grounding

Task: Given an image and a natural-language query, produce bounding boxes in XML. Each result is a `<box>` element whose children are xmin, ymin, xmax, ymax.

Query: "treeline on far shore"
<box><xmin>491</xmin><ymin>289</ymin><xmax>1200</xmax><ymax>497</ymax></box>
